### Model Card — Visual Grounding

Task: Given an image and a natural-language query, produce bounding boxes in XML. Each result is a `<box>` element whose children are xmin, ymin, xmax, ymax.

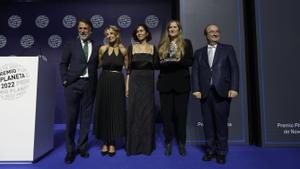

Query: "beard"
<box><xmin>79</xmin><ymin>32</ymin><xmax>91</xmax><ymax>41</ymax></box>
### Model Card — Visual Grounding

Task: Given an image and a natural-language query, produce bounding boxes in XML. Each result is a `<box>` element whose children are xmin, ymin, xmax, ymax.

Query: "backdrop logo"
<box><xmin>8</xmin><ymin>15</ymin><xmax>22</xmax><ymax>28</ymax></box>
<box><xmin>90</xmin><ymin>15</ymin><xmax>104</xmax><ymax>28</ymax></box>
<box><xmin>117</xmin><ymin>15</ymin><xmax>131</xmax><ymax>28</ymax></box>
<box><xmin>20</xmin><ymin>35</ymin><xmax>35</xmax><ymax>48</ymax></box>
<box><xmin>0</xmin><ymin>35</ymin><xmax>7</xmax><ymax>48</ymax></box>
<box><xmin>48</xmin><ymin>35</ymin><xmax>62</xmax><ymax>48</ymax></box>
<box><xmin>145</xmin><ymin>15</ymin><xmax>159</xmax><ymax>28</ymax></box>
<box><xmin>63</xmin><ymin>15</ymin><xmax>77</xmax><ymax>28</ymax></box>
<box><xmin>0</xmin><ymin>63</ymin><xmax>30</xmax><ymax>100</ymax></box>
<box><xmin>35</xmin><ymin>15</ymin><xmax>49</xmax><ymax>28</ymax></box>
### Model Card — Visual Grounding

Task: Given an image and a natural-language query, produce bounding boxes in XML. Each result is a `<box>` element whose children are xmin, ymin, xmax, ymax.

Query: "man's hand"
<box><xmin>192</xmin><ymin>91</ymin><xmax>202</xmax><ymax>99</ymax></box>
<box><xmin>228</xmin><ymin>90</ymin><xmax>238</xmax><ymax>98</ymax></box>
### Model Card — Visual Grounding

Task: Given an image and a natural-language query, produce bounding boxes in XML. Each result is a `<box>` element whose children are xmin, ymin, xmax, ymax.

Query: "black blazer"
<box><xmin>157</xmin><ymin>39</ymin><xmax>193</xmax><ymax>93</ymax></box>
<box><xmin>192</xmin><ymin>43</ymin><xmax>239</xmax><ymax>98</ymax></box>
<box><xmin>59</xmin><ymin>38</ymin><xmax>99</xmax><ymax>91</ymax></box>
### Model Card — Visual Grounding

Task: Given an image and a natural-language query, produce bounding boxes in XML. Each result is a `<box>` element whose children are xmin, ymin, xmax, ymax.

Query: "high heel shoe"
<box><xmin>101</xmin><ymin>151</ymin><xmax>108</xmax><ymax>156</ymax></box>
<box><xmin>108</xmin><ymin>151</ymin><xmax>116</xmax><ymax>157</ymax></box>
<box><xmin>101</xmin><ymin>145</ymin><xmax>108</xmax><ymax>156</ymax></box>
<box><xmin>178</xmin><ymin>142</ymin><xmax>186</xmax><ymax>156</ymax></box>
<box><xmin>165</xmin><ymin>143</ymin><xmax>172</xmax><ymax>156</ymax></box>
<box><xmin>108</xmin><ymin>145</ymin><xmax>116</xmax><ymax>157</ymax></box>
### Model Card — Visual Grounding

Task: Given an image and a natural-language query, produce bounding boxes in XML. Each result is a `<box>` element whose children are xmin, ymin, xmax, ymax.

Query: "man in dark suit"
<box><xmin>192</xmin><ymin>24</ymin><xmax>239</xmax><ymax>164</ymax></box>
<box><xmin>59</xmin><ymin>19</ymin><xmax>98</xmax><ymax>164</ymax></box>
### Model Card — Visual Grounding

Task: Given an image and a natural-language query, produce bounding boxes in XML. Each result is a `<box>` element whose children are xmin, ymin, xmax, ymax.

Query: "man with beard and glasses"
<box><xmin>59</xmin><ymin>19</ymin><xmax>99</xmax><ymax>164</ymax></box>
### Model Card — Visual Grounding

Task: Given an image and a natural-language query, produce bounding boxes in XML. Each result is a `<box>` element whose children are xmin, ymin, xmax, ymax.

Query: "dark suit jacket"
<box><xmin>192</xmin><ymin>43</ymin><xmax>239</xmax><ymax>98</ymax></box>
<box><xmin>157</xmin><ymin>39</ymin><xmax>193</xmax><ymax>93</ymax></box>
<box><xmin>59</xmin><ymin>38</ymin><xmax>99</xmax><ymax>92</ymax></box>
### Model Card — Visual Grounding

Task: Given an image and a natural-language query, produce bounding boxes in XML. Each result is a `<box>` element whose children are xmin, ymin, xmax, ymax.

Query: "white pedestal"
<box><xmin>0</xmin><ymin>56</ymin><xmax>55</xmax><ymax>162</ymax></box>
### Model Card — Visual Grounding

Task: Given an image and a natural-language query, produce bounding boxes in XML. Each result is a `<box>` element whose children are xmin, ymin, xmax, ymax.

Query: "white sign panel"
<box><xmin>0</xmin><ymin>56</ymin><xmax>39</xmax><ymax>161</ymax></box>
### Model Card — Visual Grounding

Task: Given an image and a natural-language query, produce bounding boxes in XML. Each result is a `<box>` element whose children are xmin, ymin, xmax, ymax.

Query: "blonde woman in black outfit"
<box><xmin>157</xmin><ymin>20</ymin><xmax>193</xmax><ymax>156</ymax></box>
<box><xmin>93</xmin><ymin>25</ymin><xmax>128</xmax><ymax>157</ymax></box>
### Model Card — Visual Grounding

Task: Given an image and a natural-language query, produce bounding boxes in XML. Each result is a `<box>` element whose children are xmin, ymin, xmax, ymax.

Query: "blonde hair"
<box><xmin>98</xmin><ymin>25</ymin><xmax>123</xmax><ymax>61</ymax></box>
<box><xmin>104</xmin><ymin>25</ymin><xmax>121</xmax><ymax>45</ymax></box>
<box><xmin>158</xmin><ymin>20</ymin><xmax>186</xmax><ymax>59</ymax></box>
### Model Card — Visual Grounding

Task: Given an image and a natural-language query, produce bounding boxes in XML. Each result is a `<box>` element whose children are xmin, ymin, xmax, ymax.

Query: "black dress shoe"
<box><xmin>78</xmin><ymin>150</ymin><xmax>89</xmax><ymax>158</ymax></box>
<box><xmin>202</xmin><ymin>152</ymin><xmax>215</xmax><ymax>161</ymax></box>
<box><xmin>216</xmin><ymin>154</ymin><xmax>226</xmax><ymax>164</ymax></box>
<box><xmin>165</xmin><ymin>144</ymin><xmax>172</xmax><ymax>156</ymax></box>
<box><xmin>178</xmin><ymin>143</ymin><xmax>186</xmax><ymax>156</ymax></box>
<box><xmin>64</xmin><ymin>152</ymin><xmax>75</xmax><ymax>164</ymax></box>
<box><xmin>108</xmin><ymin>151</ymin><xmax>116</xmax><ymax>157</ymax></box>
<box><xmin>101</xmin><ymin>151</ymin><xmax>108</xmax><ymax>156</ymax></box>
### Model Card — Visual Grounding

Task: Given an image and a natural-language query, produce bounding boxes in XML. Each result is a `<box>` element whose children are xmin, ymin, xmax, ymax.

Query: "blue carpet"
<box><xmin>1</xmin><ymin>129</ymin><xmax>300</xmax><ymax>169</ymax></box>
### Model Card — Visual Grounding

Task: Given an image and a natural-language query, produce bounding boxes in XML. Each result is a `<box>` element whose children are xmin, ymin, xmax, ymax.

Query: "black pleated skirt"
<box><xmin>93</xmin><ymin>71</ymin><xmax>126</xmax><ymax>141</ymax></box>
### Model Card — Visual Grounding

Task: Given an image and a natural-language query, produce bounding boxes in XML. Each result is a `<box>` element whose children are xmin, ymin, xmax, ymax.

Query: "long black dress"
<box><xmin>93</xmin><ymin>49</ymin><xmax>126</xmax><ymax>143</ymax></box>
<box><xmin>126</xmin><ymin>45</ymin><xmax>158</xmax><ymax>155</ymax></box>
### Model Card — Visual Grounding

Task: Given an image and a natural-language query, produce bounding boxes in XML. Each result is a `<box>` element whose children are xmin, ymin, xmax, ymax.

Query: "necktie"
<box><xmin>83</xmin><ymin>41</ymin><xmax>89</xmax><ymax>60</ymax></box>
<box><xmin>82</xmin><ymin>41</ymin><xmax>89</xmax><ymax>76</ymax></box>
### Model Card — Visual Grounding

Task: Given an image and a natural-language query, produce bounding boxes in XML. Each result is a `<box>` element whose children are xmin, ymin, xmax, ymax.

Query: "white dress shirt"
<box><xmin>207</xmin><ymin>44</ymin><xmax>217</xmax><ymax>68</ymax></box>
<box><xmin>80</xmin><ymin>40</ymin><xmax>92</xmax><ymax>78</ymax></box>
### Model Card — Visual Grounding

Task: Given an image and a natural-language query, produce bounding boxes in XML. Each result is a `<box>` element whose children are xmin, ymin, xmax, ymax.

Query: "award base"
<box><xmin>164</xmin><ymin>58</ymin><xmax>178</xmax><ymax>62</ymax></box>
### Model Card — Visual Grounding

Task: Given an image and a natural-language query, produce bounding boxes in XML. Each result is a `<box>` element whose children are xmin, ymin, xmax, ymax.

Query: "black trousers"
<box><xmin>159</xmin><ymin>91</ymin><xmax>189</xmax><ymax>144</ymax></box>
<box><xmin>200</xmin><ymin>87</ymin><xmax>231</xmax><ymax>155</ymax></box>
<box><xmin>64</xmin><ymin>78</ymin><xmax>94</xmax><ymax>153</ymax></box>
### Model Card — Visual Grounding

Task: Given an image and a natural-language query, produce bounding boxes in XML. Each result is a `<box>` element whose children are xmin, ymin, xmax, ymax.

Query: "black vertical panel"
<box><xmin>171</xmin><ymin>0</ymin><xmax>180</xmax><ymax>20</ymax></box>
<box><xmin>243</xmin><ymin>0</ymin><xmax>262</xmax><ymax>146</ymax></box>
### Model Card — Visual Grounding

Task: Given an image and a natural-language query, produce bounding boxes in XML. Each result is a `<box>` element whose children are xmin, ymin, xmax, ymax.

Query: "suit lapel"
<box><xmin>87</xmin><ymin>40</ymin><xmax>95</xmax><ymax>63</ymax></box>
<box><xmin>212</xmin><ymin>43</ymin><xmax>222</xmax><ymax>67</ymax></box>
<box><xmin>203</xmin><ymin>46</ymin><xmax>210</xmax><ymax>67</ymax></box>
<box><xmin>76</xmin><ymin>39</ymin><xmax>87</xmax><ymax>62</ymax></box>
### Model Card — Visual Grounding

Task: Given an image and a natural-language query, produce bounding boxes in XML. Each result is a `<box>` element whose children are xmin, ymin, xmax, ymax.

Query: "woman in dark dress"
<box><xmin>126</xmin><ymin>24</ymin><xmax>158</xmax><ymax>155</ymax></box>
<box><xmin>157</xmin><ymin>20</ymin><xmax>193</xmax><ymax>156</ymax></box>
<box><xmin>93</xmin><ymin>25</ymin><xmax>128</xmax><ymax>156</ymax></box>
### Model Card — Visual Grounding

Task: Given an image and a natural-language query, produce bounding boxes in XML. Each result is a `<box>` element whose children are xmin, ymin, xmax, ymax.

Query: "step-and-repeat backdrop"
<box><xmin>1</xmin><ymin>1</ymin><xmax>255</xmax><ymax>145</ymax></box>
<box><xmin>0</xmin><ymin>1</ymin><xmax>171</xmax><ymax>123</ymax></box>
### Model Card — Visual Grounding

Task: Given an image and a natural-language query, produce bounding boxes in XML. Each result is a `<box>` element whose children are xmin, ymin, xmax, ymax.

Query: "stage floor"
<box><xmin>0</xmin><ymin>128</ymin><xmax>299</xmax><ymax>169</ymax></box>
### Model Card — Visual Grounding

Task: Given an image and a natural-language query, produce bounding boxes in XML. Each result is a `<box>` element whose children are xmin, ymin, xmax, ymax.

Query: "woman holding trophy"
<box><xmin>157</xmin><ymin>20</ymin><xmax>193</xmax><ymax>156</ymax></box>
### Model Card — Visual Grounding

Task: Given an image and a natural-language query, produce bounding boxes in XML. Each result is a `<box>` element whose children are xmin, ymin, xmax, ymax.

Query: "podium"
<box><xmin>0</xmin><ymin>56</ymin><xmax>55</xmax><ymax>162</ymax></box>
